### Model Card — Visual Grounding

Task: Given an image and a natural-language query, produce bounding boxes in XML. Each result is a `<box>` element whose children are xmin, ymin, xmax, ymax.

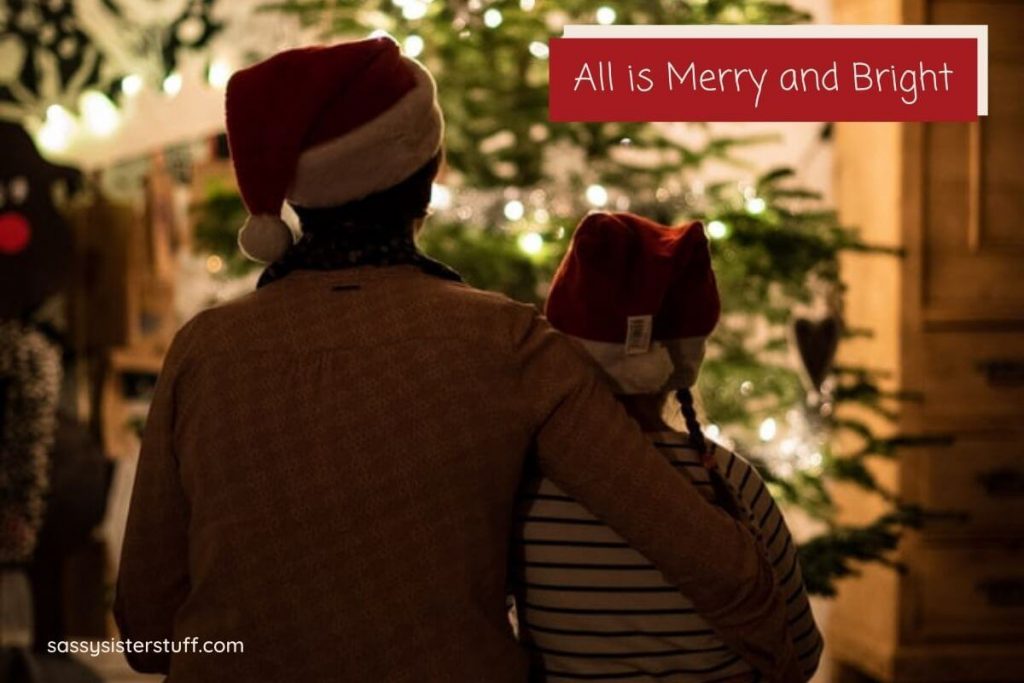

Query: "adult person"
<box><xmin>115</xmin><ymin>38</ymin><xmax>801</xmax><ymax>682</ymax></box>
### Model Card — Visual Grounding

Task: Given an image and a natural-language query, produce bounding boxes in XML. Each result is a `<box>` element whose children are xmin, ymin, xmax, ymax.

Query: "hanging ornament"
<box><xmin>0</xmin><ymin>121</ymin><xmax>80</xmax><ymax>320</ymax></box>
<box><xmin>791</xmin><ymin>313</ymin><xmax>841</xmax><ymax>396</ymax></box>
<box><xmin>0</xmin><ymin>320</ymin><xmax>62</xmax><ymax>566</ymax></box>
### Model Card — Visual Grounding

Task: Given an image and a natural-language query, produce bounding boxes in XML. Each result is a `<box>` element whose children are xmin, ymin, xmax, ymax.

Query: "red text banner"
<box><xmin>548</xmin><ymin>36</ymin><xmax>981</xmax><ymax>122</ymax></box>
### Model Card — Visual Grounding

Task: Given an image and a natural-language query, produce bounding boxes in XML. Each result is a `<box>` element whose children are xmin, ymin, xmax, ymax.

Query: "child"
<box><xmin>512</xmin><ymin>212</ymin><xmax>823</xmax><ymax>682</ymax></box>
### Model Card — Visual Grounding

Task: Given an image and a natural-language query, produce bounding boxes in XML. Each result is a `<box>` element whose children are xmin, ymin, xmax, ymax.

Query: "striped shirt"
<box><xmin>512</xmin><ymin>431</ymin><xmax>823</xmax><ymax>682</ymax></box>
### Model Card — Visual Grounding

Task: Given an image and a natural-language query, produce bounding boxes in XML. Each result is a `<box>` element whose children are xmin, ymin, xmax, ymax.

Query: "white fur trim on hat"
<box><xmin>287</xmin><ymin>57</ymin><xmax>443</xmax><ymax>208</ymax></box>
<box><xmin>238</xmin><ymin>214</ymin><xmax>295</xmax><ymax>263</ymax></box>
<box><xmin>576</xmin><ymin>336</ymin><xmax>708</xmax><ymax>394</ymax></box>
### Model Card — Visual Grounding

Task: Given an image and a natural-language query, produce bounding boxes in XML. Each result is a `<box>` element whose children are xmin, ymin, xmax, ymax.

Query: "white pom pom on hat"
<box><xmin>225</xmin><ymin>37</ymin><xmax>444</xmax><ymax>263</ymax></box>
<box><xmin>237</xmin><ymin>215</ymin><xmax>295</xmax><ymax>264</ymax></box>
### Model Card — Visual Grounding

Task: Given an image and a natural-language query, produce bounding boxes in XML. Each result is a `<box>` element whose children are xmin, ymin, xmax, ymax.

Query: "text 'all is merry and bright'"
<box><xmin>572</xmin><ymin>60</ymin><xmax>956</xmax><ymax>108</ymax></box>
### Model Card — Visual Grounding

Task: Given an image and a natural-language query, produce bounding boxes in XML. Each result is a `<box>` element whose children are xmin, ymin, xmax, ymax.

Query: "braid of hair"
<box><xmin>677</xmin><ymin>387</ymin><xmax>742</xmax><ymax>518</ymax></box>
<box><xmin>676</xmin><ymin>388</ymin><xmax>707</xmax><ymax>458</ymax></box>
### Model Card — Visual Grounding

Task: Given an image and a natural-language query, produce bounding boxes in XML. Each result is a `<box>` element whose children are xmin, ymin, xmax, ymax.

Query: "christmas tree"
<box><xmin>194</xmin><ymin>0</ymin><xmax>940</xmax><ymax>595</ymax></box>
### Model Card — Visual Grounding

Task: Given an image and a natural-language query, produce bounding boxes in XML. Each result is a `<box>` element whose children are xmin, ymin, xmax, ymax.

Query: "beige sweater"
<box><xmin>115</xmin><ymin>266</ymin><xmax>799</xmax><ymax>682</ymax></box>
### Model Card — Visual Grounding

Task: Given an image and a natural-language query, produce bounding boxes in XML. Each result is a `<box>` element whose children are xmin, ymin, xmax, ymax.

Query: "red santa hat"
<box><xmin>225</xmin><ymin>37</ymin><xmax>444</xmax><ymax>263</ymax></box>
<box><xmin>546</xmin><ymin>212</ymin><xmax>720</xmax><ymax>394</ymax></box>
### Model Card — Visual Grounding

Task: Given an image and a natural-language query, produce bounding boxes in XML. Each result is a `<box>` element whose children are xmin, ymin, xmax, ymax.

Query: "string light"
<box><xmin>528</xmin><ymin>41</ymin><xmax>549</xmax><ymax>59</ymax></box>
<box><xmin>404</xmin><ymin>34</ymin><xmax>425</xmax><ymax>57</ymax></box>
<box><xmin>758</xmin><ymin>417</ymin><xmax>777</xmax><ymax>442</ymax></box>
<box><xmin>520</xmin><ymin>0</ymin><xmax>535</xmax><ymax>9</ymax></box>
<box><xmin>585</xmin><ymin>184</ymin><xmax>608</xmax><ymax>207</ymax></box>
<box><xmin>503</xmin><ymin>199</ymin><xmax>525</xmax><ymax>221</ymax></box>
<box><xmin>518</xmin><ymin>231</ymin><xmax>544</xmax><ymax>255</ymax></box>
<box><xmin>121</xmin><ymin>74</ymin><xmax>143</xmax><ymax>97</ymax></box>
<box><xmin>484</xmin><ymin>8</ymin><xmax>503</xmax><ymax>27</ymax></box>
<box><xmin>429</xmin><ymin>183</ymin><xmax>451</xmax><ymax>210</ymax></box>
<box><xmin>208</xmin><ymin>59</ymin><xmax>233</xmax><ymax>89</ymax></box>
<box><xmin>162</xmin><ymin>72</ymin><xmax>183</xmax><ymax>97</ymax></box>
<box><xmin>79</xmin><ymin>91</ymin><xmax>120</xmax><ymax>137</ymax></box>
<box><xmin>402</xmin><ymin>0</ymin><xmax>428</xmax><ymax>20</ymax></box>
<box><xmin>596</xmin><ymin>6</ymin><xmax>616</xmax><ymax>24</ymax></box>
<box><xmin>36</xmin><ymin>104</ymin><xmax>76</xmax><ymax>153</ymax></box>
<box><xmin>760</xmin><ymin>409</ymin><xmax>826</xmax><ymax>477</ymax></box>
<box><xmin>205</xmin><ymin>255</ymin><xmax>224</xmax><ymax>274</ymax></box>
<box><xmin>745</xmin><ymin>196</ymin><xmax>767</xmax><ymax>214</ymax></box>
<box><xmin>707</xmin><ymin>220</ymin><xmax>728</xmax><ymax>239</ymax></box>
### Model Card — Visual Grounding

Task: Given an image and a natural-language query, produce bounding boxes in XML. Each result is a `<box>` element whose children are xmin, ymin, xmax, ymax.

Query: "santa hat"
<box><xmin>225</xmin><ymin>37</ymin><xmax>444</xmax><ymax>263</ymax></box>
<box><xmin>545</xmin><ymin>212</ymin><xmax>720</xmax><ymax>394</ymax></box>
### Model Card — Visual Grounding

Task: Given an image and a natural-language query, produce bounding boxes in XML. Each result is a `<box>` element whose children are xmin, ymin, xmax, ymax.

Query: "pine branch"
<box><xmin>798</xmin><ymin>509</ymin><xmax>923</xmax><ymax>596</ymax></box>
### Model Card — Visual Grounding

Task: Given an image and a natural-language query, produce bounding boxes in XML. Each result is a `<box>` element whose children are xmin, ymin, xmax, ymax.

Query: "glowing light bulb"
<box><xmin>206</xmin><ymin>255</ymin><xmax>224</xmax><ymax>274</ymax></box>
<box><xmin>503</xmin><ymin>199</ymin><xmax>525</xmax><ymax>221</ymax></box>
<box><xmin>208</xmin><ymin>59</ymin><xmax>232</xmax><ymax>89</ymax></box>
<box><xmin>121</xmin><ymin>74</ymin><xmax>143</xmax><ymax>97</ymax></box>
<box><xmin>484</xmin><ymin>8</ymin><xmax>503</xmax><ymax>27</ymax></box>
<box><xmin>402</xmin><ymin>0</ymin><xmax>428</xmax><ymax>20</ymax></box>
<box><xmin>518</xmin><ymin>231</ymin><xmax>544</xmax><ymax>255</ymax></box>
<box><xmin>520</xmin><ymin>0</ymin><xmax>535</xmax><ymax>9</ymax></box>
<box><xmin>404</xmin><ymin>34</ymin><xmax>424</xmax><ymax>57</ymax></box>
<box><xmin>528</xmin><ymin>41</ymin><xmax>549</xmax><ymax>59</ymax></box>
<box><xmin>759</xmin><ymin>417</ymin><xmax>777</xmax><ymax>442</ymax></box>
<box><xmin>707</xmin><ymin>220</ymin><xmax>728</xmax><ymax>239</ymax></box>
<box><xmin>585</xmin><ymin>184</ymin><xmax>608</xmax><ymax>207</ymax></box>
<box><xmin>745</xmin><ymin>196</ymin><xmax>767</xmax><ymax>214</ymax></box>
<box><xmin>429</xmin><ymin>183</ymin><xmax>451</xmax><ymax>210</ymax></box>
<box><xmin>36</xmin><ymin>104</ymin><xmax>76</xmax><ymax>153</ymax></box>
<box><xmin>596</xmin><ymin>6</ymin><xmax>616</xmax><ymax>24</ymax></box>
<box><xmin>79</xmin><ymin>90</ymin><xmax>120</xmax><ymax>137</ymax></box>
<box><xmin>162</xmin><ymin>72</ymin><xmax>182</xmax><ymax>97</ymax></box>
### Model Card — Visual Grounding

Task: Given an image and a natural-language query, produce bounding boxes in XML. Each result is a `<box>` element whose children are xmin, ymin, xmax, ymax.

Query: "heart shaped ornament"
<box><xmin>792</xmin><ymin>315</ymin><xmax>841</xmax><ymax>394</ymax></box>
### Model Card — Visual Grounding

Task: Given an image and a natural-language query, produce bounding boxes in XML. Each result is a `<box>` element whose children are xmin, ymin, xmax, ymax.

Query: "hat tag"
<box><xmin>625</xmin><ymin>315</ymin><xmax>653</xmax><ymax>355</ymax></box>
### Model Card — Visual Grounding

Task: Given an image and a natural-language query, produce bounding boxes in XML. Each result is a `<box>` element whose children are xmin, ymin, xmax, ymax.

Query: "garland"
<box><xmin>0</xmin><ymin>320</ymin><xmax>62</xmax><ymax>566</ymax></box>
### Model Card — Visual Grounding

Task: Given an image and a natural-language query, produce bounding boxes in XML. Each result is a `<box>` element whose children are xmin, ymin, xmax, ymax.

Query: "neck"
<box><xmin>617</xmin><ymin>393</ymin><xmax>671</xmax><ymax>432</ymax></box>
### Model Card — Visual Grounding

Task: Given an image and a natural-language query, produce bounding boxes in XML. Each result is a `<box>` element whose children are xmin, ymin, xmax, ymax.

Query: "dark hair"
<box><xmin>290</xmin><ymin>153</ymin><xmax>442</xmax><ymax>232</ymax></box>
<box><xmin>677</xmin><ymin>387</ymin><xmax>743</xmax><ymax>517</ymax></box>
<box><xmin>675</xmin><ymin>388</ymin><xmax>707</xmax><ymax>455</ymax></box>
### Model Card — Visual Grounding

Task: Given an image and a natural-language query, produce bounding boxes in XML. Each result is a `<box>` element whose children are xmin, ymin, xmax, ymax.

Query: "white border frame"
<box><xmin>561</xmin><ymin>25</ymin><xmax>988</xmax><ymax>115</ymax></box>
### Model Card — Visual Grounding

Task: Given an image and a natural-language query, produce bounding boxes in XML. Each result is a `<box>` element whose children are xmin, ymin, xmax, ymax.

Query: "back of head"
<box><xmin>288</xmin><ymin>153</ymin><xmax>441</xmax><ymax>235</ymax></box>
<box><xmin>545</xmin><ymin>211</ymin><xmax>720</xmax><ymax>395</ymax></box>
<box><xmin>224</xmin><ymin>37</ymin><xmax>444</xmax><ymax>263</ymax></box>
